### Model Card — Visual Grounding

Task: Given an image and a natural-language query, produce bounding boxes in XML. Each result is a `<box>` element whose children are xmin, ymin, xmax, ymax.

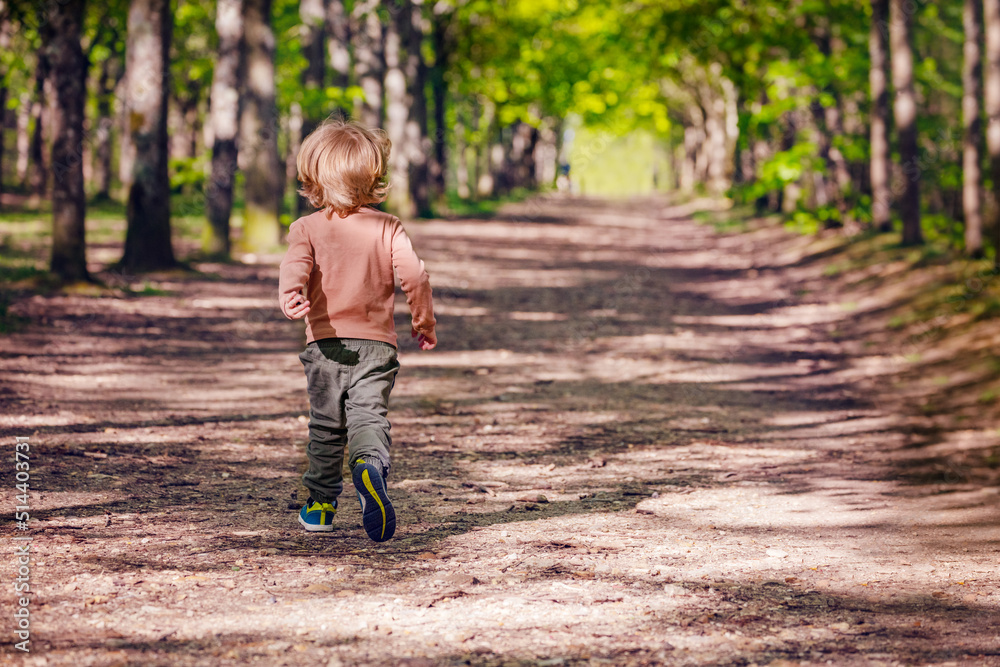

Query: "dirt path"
<box><xmin>2</xmin><ymin>197</ymin><xmax>998</xmax><ymax>666</ymax></box>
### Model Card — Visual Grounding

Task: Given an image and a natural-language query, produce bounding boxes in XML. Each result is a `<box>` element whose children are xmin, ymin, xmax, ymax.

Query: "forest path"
<box><xmin>2</xmin><ymin>196</ymin><xmax>998</xmax><ymax>666</ymax></box>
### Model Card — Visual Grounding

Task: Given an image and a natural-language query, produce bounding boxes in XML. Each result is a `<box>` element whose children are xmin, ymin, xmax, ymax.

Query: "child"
<box><xmin>279</xmin><ymin>119</ymin><xmax>436</xmax><ymax>542</ymax></box>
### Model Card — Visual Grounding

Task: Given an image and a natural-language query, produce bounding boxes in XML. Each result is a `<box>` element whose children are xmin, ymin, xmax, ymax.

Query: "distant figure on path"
<box><xmin>279</xmin><ymin>120</ymin><xmax>437</xmax><ymax>542</ymax></box>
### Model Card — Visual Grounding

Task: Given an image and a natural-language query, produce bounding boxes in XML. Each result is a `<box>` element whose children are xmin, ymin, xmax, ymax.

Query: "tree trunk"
<box><xmin>286</xmin><ymin>103</ymin><xmax>304</xmax><ymax>217</ymax></box>
<box><xmin>325</xmin><ymin>0</ymin><xmax>351</xmax><ymax>123</ymax></box>
<box><xmin>16</xmin><ymin>92</ymin><xmax>30</xmax><ymax>186</ymax></box>
<box><xmin>296</xmin><ymin>0</ymin><xmax>326</xmax><ymax>217</ymax></box>
<box><xmin>870</xmin><ymin>0</ymin><xmax>892</xmax><ymax>232</ymax></box>
<box><xmin>0</xmin><ymin>86</ymin><xmax>5</xmax><ymax>200</ymax></box>
<box><xmin>890</xmin><ymin>0</ymin><xmax>923</xmax><ymax>245</ymax></box>
<box><xmin>751</xmin><ymin>138</ymin><xmax>770</xmax><ymax>210</ymax></box>
<box><xmin>476</xmin><ymin>102</ymin><xmax>497</xmax><ymax>198</ymax></box>
<box><xmin>120</xmin><ymin>0</ymin><xmax>176</xmax><ymax>271</ymax></box>
<box><xmin>699</xmin><ymin>84</ymin><xmax>728</xmax><ymax>194</ymax></box>
<box><xmin>688</xmin><ymin>104</ymin><xmax>709</xmax><ymax>185</ymax></box>
<box><xmin>965</xmin><ymin>0</ymin><xmax>985</xmax><ymax>257</ymax></box>
<box><xmin>810</xmin><ymin>18</ymin><xmax>853</xmax><ymax>227</ymax></box>
<box><xmin>406</xmin><ymin>0</ymin><xmax>430</xmax><ymax>216</ymax></box>
<box><xmin>205</xmin><ymin>0</ymin><xmax>244</xmax><ymax>257</ymax></box>
<box><xmin>488</xmin><ymin>132</ymin><xmax>505</xmax><ymax>196</ymax></box>
<box><xmin>29</xmin><ymin>39</ymin><xmax>50</xmax><ymax>198</ymax></box>
<box><xmin>184</xmin><ymin>95</ymin><xmax>201</xmax><ymax>159</ymax></box>
<box><xmin>507</xmin><ymin>121</ymin><xmax>538</xmax><ymax>190</ymax></box>
<box><xmin>384</xmin><ymin>0</ymin><xmax>412</xmax><ymax>218</ymax></box>
<box><xmin>809</xmin><ymin>95</ymin><xmax>852</xmax><ymax>221</ymax></box>
<box><xmin>239</xmin><ymin>0</ymin><xmax>282</xmax><ymax>251</ymax></box>
<box><xmin>117</xmin><ymin>65</ymin><xmax>135</xmax><ymax>197</ymax></box>
<box><xmin>0</xmin><ymin>5</ymin><xmax>9</xmax><ymax>199</ymax></box>
<box><xmin>706</xmin><ymin>100</ymin><xmax>727</xmax><ymax>194</ymax></box>
<box><xmin>682</xmin><ymin>104</ymin><xmax>708</xmax><ymax>191</ymax></box>
<box><xmin>326</xmin><ymin>0</ymin><xmax>350</xmax><ymax>92</ymax></box>
<box><xmin>352</xmin><ymin>0</ymin><xmax>384</xmax><ymax>128</ymax></box>
<box><xmin>47</xmin><ymin>0</ymin><xmax>89</xmax><ymax>282</ymax></box>
<box><xmin>681</xmin><ymin>126</ymin><xmax>698</xmax><ymax>193</ymax></box>
<box><xmin>168</xmin><ymin>97</ymin><xmax>186</xmax><ymax>161</ymax></box>
<box><xmin>985</xmin><ymin>0</ymin><xmax>1000</xmax><ymax>267</ymax></box>
<box><xmin>301</xmin><ymin>0</ymin><xmax>326</xmax><ymax>91</ymax></box>
<box><xmin>734</xmin><ymin>96</ymin><xmax>752</xmax><ymax>190</ymax></box>
<box><xmin>429</xmin><ymin>6</ymin><xmax>448</xmax><ymax>203</ymax></box>
<box><xmin>455</xmin><ymin>109</ymin><xmax>469</xmax><ymax>199</ymax></box>
<box><xmin>92</xmin><ymin>54</ymin><xmax>117</xmax><ymax>201</ymax></box>
<box><xmin>778</xmin><ymin>114</ymin><xmax>799</xmax><ymax>212</ymax></box>
<box><xmin>535</xmin><ymin>120</ymin><xmax>558</xmax><ymax>188</ymax></box>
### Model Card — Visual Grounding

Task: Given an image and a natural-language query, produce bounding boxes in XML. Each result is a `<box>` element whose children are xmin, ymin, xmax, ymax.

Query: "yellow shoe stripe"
<box><xmin>308</xmin><ymin>501</ymin><xmax>336</xmax><ymax>524</ymax></box>
<box><xmin>361</xmin><ymin>468</ymin><xmax>386</xmax><ymax>540</ymax></box>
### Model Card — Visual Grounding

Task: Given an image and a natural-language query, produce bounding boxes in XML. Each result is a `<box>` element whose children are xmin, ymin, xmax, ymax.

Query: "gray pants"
<box><xmin>298</xmin><ymin>338</ymin><xmax>400</xmax><ymax>504</ymax></box>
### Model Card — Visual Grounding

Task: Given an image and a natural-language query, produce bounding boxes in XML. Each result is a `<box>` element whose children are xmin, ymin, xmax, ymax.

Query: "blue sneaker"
<box><xmin>298</xmin><ymin>497</ymin><xmax>337</xmax><ymax>532</ymax></box>
<box><xmin>353</xmin><ymin>458</ymin><xmax>395</xmax><ymax>542</ymax></box>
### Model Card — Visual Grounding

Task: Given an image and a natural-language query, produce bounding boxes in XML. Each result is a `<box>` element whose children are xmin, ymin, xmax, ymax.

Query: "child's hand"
<box><xmin>412</xmin><ymin>328</ymin><xmax>436</xmax><ymax>350</ymax></box>
<box><xmin>283</xmin><ymin>292</ymin><xmax>311</xmax><ymax>320</ymax></box>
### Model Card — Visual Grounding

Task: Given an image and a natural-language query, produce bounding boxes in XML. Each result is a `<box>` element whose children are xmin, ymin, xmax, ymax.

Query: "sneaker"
<box><xmin>298</xmin><ymin>497</ymin><xmax>337</xmax><ymax>532</ymax></box>
<box><xmin>353</xmin><ymin>458</ymin><xmax>396</xmax><ymax>542</ymax></box>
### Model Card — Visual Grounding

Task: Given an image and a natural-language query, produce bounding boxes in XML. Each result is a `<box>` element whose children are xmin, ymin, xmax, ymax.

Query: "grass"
<box><xmin>685</xmin><ymin>202</ymin><xmax>1000</xmax><ymax>352</ymax></box>
<box><xmin>0</xmin><ymin>193</ymin><xmax>215</xmax><ymax>295</ymax></box>
<box><xmin>691</xmin><ymin>205</ymin><xmax>764</xmax><ymax>234</ymax></box>
<box><xmin>0</xmin><ymin>293</ymin><xmax>27</xmax><ymax>333</ymax></box>
<box><xmin>807</xmin><ymin>225</ymin><xmax>1000</xmax><ymax>340</ymax></box>
<box><xmin>822</xmin><ymin>262</ymin><xmax>845</xmax><ymax>277</ymax></box>
<box><xmin>442</xmin><ymin>187</ymin><xmax>536</xmax><ymax>218</ymax></box>
<box><xmin>129</xmin><ymin>281</ymin><xmax>174</xmax><ymax>297</ymax></box>
<box><xmin>0</xmin><ymin>185</ymin><xmax>536</xmax><ymax>298</ymax></box>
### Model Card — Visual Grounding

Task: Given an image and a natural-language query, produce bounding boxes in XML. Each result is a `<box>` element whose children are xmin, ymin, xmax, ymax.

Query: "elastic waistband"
<box><xmin>309</xmin><ymin>337</ymin><xmax>396</xmax><ymax>349</ymax></box>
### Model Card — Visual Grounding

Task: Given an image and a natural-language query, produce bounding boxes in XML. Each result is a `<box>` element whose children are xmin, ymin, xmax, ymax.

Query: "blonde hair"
<box><xmin>296</xmin><ymin>119</ymin><xmax>391</xmax><ymax>218</ymax></box>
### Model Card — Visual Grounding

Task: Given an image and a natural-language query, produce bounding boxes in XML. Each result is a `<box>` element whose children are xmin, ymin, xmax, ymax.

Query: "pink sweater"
<box><xmin>278</xmin><ymin>207</ymin><xmax>436</xmax><ymax>347</ymax></box>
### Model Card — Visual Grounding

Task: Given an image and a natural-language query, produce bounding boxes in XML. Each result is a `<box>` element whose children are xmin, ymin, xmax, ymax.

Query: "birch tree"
<box><xmin>985</xmin><ymin>0</ymin><xmax>1000</xmax><ymax>268</ymax></box>
<box><xmin>352</xmin><ymin>0</ymin><xmax>385</xmax><ymax>128</ymax></box>
<box><xmin>239</xmin><ymin>0</ymin><xmax>282</xmax><ymax>251</ymax></box>
<box><xmin>204</xmin><ymin>0</ymin><xmax>244</xmax><ymax>257</ymax></box>
<box><xmin>119</xmin><ymin>0</ymin><xmax>176</xmax><ymax>271</ymax></box>
<box><xmin>48</xmin><ymin>0</ymin><xmax>89</xmax><ymax>282</ymax></box>
<box><xmin>964</xmin><ymin>0</ymin><xmax>984</xmax><ymax>257</ymax></box>
<box><xmin>870</xmin><ymin>0</ymin><xmax>892</xmax><ymax>232</ymax></box>
<box><xmin>890</xmin><ymin>0</ymin><xmax>922</xmax><ymax>245</ymax></box>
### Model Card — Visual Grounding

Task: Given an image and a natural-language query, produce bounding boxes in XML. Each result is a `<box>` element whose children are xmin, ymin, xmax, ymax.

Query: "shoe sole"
<box><xmin>353</xmin><ymin>462</ymin><xmax>396</xmax><ymax>542</ymax></box>
<box><xmin>298</xmin><ymin>513</ymin><xmax>335</xmax><ymax>532</ymax></box>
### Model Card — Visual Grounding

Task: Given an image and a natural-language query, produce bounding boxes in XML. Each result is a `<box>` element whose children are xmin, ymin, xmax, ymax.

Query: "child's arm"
<box><xmin>390</xmin><ymin>219</ymin><xmax>436</xmax><ymax>349</ymax></box>
<box><xmin>278</xmin><ymin>222</ymin><xmax>313</xmax><ymax>320</ymax></box>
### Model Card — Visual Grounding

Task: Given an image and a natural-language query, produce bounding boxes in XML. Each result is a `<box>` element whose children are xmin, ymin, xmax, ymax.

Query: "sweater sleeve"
<box><xmin>390</xmin><ymin>218</ymin><xmax>436</xmax><ymax>335</ymax></box>
<box><xmin>278</xmin><ymin>221</ymin><xmax>314</xmax><ymax>318</ymax></box>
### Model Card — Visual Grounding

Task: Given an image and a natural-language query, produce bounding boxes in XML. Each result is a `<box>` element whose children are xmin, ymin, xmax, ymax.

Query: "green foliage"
<box><xmin>169</xmin><ymin>156</ymin><xmax>209</xmax><ymax>193</ymax></box>
<box><xmin>0</xmin><ymin>0</ymin><xmax>989</xmax><ymax>261</ymax></box>
<box><xmin>749</xmin><ymin>143</ymin><xmax>820</xmax><ymax>202</ymax></box>
<box><xmin>443</xmin><ymin>187</ymin><xmax>535</xmax><ymax>217</ymax></box>
<box><xmin>784</xmin><ymin>210</ymin><xmax>822</xmax><ymax>235</ymax></box>
<box><xmin>172</xmin><ymin>0</ymin><xmax>214</xmax><ymax>106</ymax></box>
